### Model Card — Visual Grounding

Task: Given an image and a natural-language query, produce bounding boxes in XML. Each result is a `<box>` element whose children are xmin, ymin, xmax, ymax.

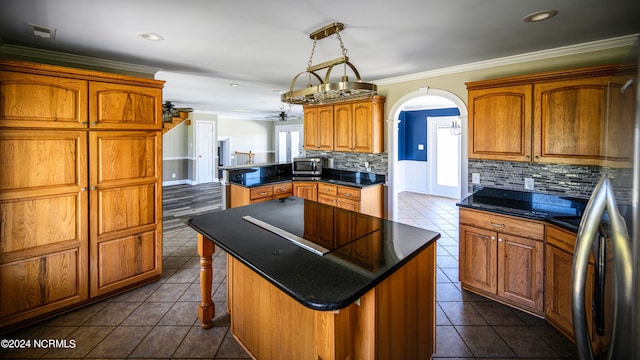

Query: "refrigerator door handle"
<box><xmin>573</xmin><ymin>174</ymin><xmax>607</xmax><ymax>360</ymax></box>
<box><xmin>572</xmin><ymin>174</ymin><xmax>633</xmax><ymax>360</ymax></box>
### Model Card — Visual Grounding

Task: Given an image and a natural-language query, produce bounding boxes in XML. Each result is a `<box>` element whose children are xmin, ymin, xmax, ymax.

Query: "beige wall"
<box><xmin>217</xmin><ymin>116</ymin><xmax>276</xmax><ymax>163</ymax></box>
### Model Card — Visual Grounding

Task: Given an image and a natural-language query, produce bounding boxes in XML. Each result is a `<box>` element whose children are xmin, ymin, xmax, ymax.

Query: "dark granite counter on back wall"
<box><xmin>225</xmin><ymin>162</ymin><xmax>385</xmax><ymax>189</ymax></box>
<box><xmin>457</xmin><ymin>187</ymin><xmax>589</xmax><ymax>232</ymax></box>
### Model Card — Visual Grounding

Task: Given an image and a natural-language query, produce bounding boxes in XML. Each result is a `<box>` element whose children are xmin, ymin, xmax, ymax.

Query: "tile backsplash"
<box><xmin>468</xmin><ymin>159</ymin><xmax>602</xmax><ymax>198</ymax></box>
<box><xmin>305</xmin><ymin>150</ymin><xmax>388</xmax><ymax>176</ymax></box>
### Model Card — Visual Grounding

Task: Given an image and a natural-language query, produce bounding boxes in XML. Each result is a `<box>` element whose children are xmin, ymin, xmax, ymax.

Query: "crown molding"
<box><xmin>0</xmin><ymin>43</ymin><xmax>159</xmax><ymax>75</ymax></box>
<box><xmin>374</xmin><ymin>34</ymin><xmax>639</xmax><ymax>86</ymax></box>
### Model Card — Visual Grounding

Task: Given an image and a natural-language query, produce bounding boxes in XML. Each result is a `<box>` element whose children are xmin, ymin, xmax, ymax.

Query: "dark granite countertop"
<box><xmin>187</xmin><ymin>197</ymin><xmax>439</xmax><ymax>311</ymax></box>
<box><xmin>227</xmin><ymin>164</ymin><xmax>385</xmax><ymax>189</ymax></box>
<box><xmin>456</xmin><ymin>187</ymin><xmax>589</xmax><ymax>232</ymax></box>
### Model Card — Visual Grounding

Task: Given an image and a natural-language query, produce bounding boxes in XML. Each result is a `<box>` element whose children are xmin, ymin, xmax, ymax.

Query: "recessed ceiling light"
<box><xmin>228</xmin><ymin>83</ymin><xmax>239</xmax><ymax>87</ymax></box>
<box><xmin>138</xmin><ymin>32</ymin><xmax>163</xmax><ymax>41</ymax></box>
<box><xmin>522</xmin><ymin>10</ymin><xmax>558</xmax><ymax>23</ymax></box>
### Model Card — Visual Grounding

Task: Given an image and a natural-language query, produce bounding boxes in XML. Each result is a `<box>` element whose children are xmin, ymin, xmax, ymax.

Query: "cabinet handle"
<box><xmin>489</xmin><ymin>221</ymin><xmax>505</xmax><ymax>228</ymax></box>
<box><xmin>342</xmin><ymin>193</ymin><xmax>352</xmax><ymax>197</ymax></box>
<box><xmin>258</xmin><ymin>192</ymin><xmax>267</xmax><ymax>195</ymax></box>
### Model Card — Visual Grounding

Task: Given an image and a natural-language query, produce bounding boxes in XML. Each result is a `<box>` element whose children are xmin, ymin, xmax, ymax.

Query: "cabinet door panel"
<box><xmin>468</xmin><ymin>85</ymin><xmax>532</xmax><ymax>161</ymax></box>
<box><xmin>91</xmin><ymin>131</ymin><xmax>159</xmax><ymax>185</ymax></box>
<box><xmin>334</xmin><ymin>104</ymin><xmax>352</xmax><ymax>151</ymax></box>
<box><xmin>352</xmin><ymin>102</ymin><xmax>373</xmax><ymax>153</ymax></box>
<box><xmin>89</xmin><ymin>82</ymin><xmax>162</xmax><ymax>130</ymax></box>
<box><xmin>0</xmin><ymin>248</ymin><xmax>85</xmax><ymax>319</ymax></box>
<box><xmin>303</xmin><ymin>107</ymin><xmax>319</xmax><ymax>149</ymax></box>
<box><xmin>0</xmin><ymin>130</ymin><xmax>87</xmax><ymax>191</ymax></box>
<box><xmin>95</xmin><ymin>230</ymin><xmax>158</xmax><ymax>292</ymax></box>
<box><xmin>533</xmin><ymin>77</ymin><xmax>609</xmax><ymax>165</ymax></box>
<box><xmin>545</xmin><ymin>244</ymin><xmax>575</xmax><ymax>337</ymax></box>
<box><xmin>97</xmin><ymin>184</ymin><xmax>157</xmax><ymax>235</ymax></box>
<box><xmin>459</xmin><ymin>225</ymin><xmax>497</xmax><ymax>293</ymax></box>
<box><xmin>498</xmin><ymin>234</ymin><xmax>544</xmax><ymax>314</ymax></box>
<box><xmin>0</xmin><ymin>71</ymin><xmax>87</xmax><ymax>129</ymax></box>
<box><xmin>317</xmin><ymin>106</ymin><xmax>334</xmax><ymax>150</ymax></box>
<box><xmin>292</xmin><ymin>182</ymin><xmax>317</xmax><ymax>201</ymax></box>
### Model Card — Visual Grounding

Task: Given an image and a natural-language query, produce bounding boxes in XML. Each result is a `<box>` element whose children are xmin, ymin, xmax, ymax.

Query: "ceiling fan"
<box><xmin>266</xmin><ymin>111</ymin><xmax>301</xmax><ymax>121</ymax></box>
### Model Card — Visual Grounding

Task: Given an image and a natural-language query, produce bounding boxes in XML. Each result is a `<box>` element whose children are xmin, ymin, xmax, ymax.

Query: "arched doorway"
<box><xmin>386</xmin><ymin>88</ymin><xmax>469</xmax><ymax>220</ymax></box>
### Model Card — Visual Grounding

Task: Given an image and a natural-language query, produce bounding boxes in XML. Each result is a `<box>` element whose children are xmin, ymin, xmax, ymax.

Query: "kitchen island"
<box><xmin>188</xmin><ymin>197</ymin><xmax>439</xmax><ymax>360</ymax></box>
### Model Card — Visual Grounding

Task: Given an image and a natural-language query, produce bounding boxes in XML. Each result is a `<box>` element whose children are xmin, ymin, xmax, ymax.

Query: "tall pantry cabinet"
<box><xmin>0</xmin><ymin>59</ymin><xmax>164</xmax><ymax>330</ymax></box>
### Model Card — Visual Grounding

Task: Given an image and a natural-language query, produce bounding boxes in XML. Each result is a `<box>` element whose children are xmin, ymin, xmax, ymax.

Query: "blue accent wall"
<box><xmin>398</xmin><ymin>108</ymin><xmax>460</xmax><ymax>161</ymax></box>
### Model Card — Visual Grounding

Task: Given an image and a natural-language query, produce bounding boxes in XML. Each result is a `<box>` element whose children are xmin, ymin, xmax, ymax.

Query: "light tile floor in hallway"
<box><xmin>1</xmin><ymin>187</ymin><xmax>578</xmax><ymax>359</ymax></box>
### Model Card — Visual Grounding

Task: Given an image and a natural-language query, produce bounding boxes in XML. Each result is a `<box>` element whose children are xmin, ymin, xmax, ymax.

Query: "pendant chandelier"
<box><xmin>281</xmin><ymin>22</ymin><xmax>377</xmax><ymax>106</ymax></box>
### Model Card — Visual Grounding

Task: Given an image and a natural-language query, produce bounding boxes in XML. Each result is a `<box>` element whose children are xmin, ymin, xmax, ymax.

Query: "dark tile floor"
<box><xmin>1</xmin><ymin>185</ymin><xmax>578</xmax><ymax>359</ymax></box>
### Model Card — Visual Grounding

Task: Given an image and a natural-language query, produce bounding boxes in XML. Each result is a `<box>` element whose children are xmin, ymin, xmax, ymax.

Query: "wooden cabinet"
<box><xmin>317</xmin><ymin>182</ymin><xmax>383</xmax><ymax>218</ymax></box>
<box><xmin>303</xmin><ymin>96</ymin><xmax>385</xmax><ymax>153</ymax></box>
<box><xmin>467</xmin><ymin>85</ymin><xmax>532</xmax><ymax>161</ymax></box>
<box><xmin>467</xmin><ymin>65</ymin><xmax>618</xmax><ymax>165</ymax></box>
<box><xmin>533</xmin><ymin>77</ymin><xmax>610</xmax><ymax>165</ymax></box>
<box><xmin>89</xmin><ymin>82</ymin><xmax>162</xmax><ymax>130</ymax></box>
<box><xmin>0</xmin><ymin>59</ymin><xmax>164</xmax><ymax>330</ymax></box>
<box><xmin>545</xmin><ymin>225</ymin><xmax>595</xmax><ymax>341</ymax></box>
<box><xmin>303</xmin><ymin>105</ymin><xmax>333</xmax><ymax>150</ymax></box>
<box><xmin>0</xmin><ymin>70</ymin><xmax>88</xmax><ymax>129</ymax></box>
<box><xmin>292</xmin><ymin>181</ymin><xmax>318</xmax><ymax>201</ymax></box>
<box><xmin>333</xmin><ymin>97</ymin><xmax>385</xmax><ymax>153</ymax></box>
<box><xmin>230</xmin><ymin>182</ymin><xmax>293</xmax><ymax>207</ymax></box>
<box><xmin>0</xmin><ymin>130</ymin><xmax>89</xmax><ymax>327</ymax></box>
<box><xmin>89</xmin><ymin>131</ymin><xmax>162</xmax><ymax>296</ymax></box>
<box><xmin>459</xmin><ymin>208</ymin><xmax>544</xmax><ymax>315</ymax></box>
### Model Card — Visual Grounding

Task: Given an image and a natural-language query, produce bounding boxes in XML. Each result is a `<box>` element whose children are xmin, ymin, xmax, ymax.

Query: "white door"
<box><xmin>429</xmin><ymin>116</ymin><xmax>461</xmax><ymax>199</ymax></box>
<box><xmin>275</xmin><ymin>124</ymin><xmax>303</xmax><ymax>162</ymax></box>
<box><xmin>197</xmin><ymin>120</ymin><xmax>215</xmax><ymax>183</ymax></box>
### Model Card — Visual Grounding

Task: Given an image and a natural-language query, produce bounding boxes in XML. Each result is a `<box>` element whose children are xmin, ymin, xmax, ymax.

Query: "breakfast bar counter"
<box><xmin>188</xmin><ymin>197</ymin><xmax>439</xmax><ymax>359</ymax></box>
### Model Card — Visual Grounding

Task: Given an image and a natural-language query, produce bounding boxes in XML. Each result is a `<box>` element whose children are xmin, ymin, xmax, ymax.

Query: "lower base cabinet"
<box><xmin>459</xmin><ymin>208</ymin><xmax>545</xmax><ymax>316</ymax></box>
<box><xmin>545</xmin><ymin>225</ymin><xmax>596</xmax><ymax>343</ymax></box>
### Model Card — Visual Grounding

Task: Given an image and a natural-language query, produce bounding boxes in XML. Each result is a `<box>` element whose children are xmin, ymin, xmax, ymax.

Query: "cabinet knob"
<box><xmin>91</xmin><ymin>122</ymin><xmax>97</xmax><ymax>126</ymax></box>
<box><xmin>81</xmin><ymin>121</ymin><xmax>87</xmax><ymax>125</ymax></box>
<box><xmin>534</xmin><ymin>155</ymin><xmax>540</xmax><ymax>160</ymax></box>
<box><xmin>491</xmin><ymin>236</ymin><xmax>496</xmax><ymax>240</ymax></box>
<box><xmin>498</xmin><ymin>238</ymin><xmax>503</xmax><ymax>242</ymax></box>
<box><xmin>80</xmin><ymin>187</ymin><xmax>87</xmax><ymax>192</ymax></box>
<box><xmin>525</xmin><ymin>155</ymin><xmax>530</xmax><ymax>159</ymax></box>
<box><xmin>91</xmin><ymin>186</ymin><xmax>97</xmax><ymax>191</ymax></box>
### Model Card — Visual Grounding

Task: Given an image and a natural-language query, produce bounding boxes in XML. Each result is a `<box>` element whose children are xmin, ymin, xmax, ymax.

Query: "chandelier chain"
<box><xmin>335</xmin><ymin>31</ymin><xmax>348</xmax><ymax>57</ymax></box>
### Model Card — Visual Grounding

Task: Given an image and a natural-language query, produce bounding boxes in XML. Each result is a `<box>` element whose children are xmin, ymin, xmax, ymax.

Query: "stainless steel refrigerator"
<box><xmin>572</xmin><ymin>37</ymin><xmax>640</xmax><ymax>359</ymax></box>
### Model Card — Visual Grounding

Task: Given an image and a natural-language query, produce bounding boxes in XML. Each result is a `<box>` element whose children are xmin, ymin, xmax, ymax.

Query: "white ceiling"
<box><xmin>1</xmin><ymin>0</ymin><xmax>639</xmax><ymax>120</ymax></box>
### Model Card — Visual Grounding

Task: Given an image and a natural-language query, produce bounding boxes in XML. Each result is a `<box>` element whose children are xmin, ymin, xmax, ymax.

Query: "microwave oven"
<box><xmin>292</xmin><ymin>157</ymin><xmax>322</xmax><ymax>176</ymax></box>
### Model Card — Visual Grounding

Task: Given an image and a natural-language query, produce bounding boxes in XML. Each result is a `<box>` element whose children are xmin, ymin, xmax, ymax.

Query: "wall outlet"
<box><xmin>524</xmin><ymin>177</ymin><xmax>535</xmax><ymax>190</ymax></box>
<box><xmin>472</xmin><ymin>173</ymin><xmax>480</xmax><ymax>184</ymax></box>
<box><xmin>172</xmin><ymin>173</ymin><xmax>176</xmax><ymax>179</ymax></box>
<box><xmin>418</xmin><ymin>144</ymin><xmax>424</xmax><ymax>150</ymax></box>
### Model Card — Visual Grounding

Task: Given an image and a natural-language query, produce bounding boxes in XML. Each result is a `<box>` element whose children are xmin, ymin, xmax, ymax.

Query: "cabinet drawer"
<box><xmin>318</xmin><ymin>194</ymin><xmax>337</xmax><ymax>206</ymax></box>
<box><xmin>459</xmin><ymin>208</ymin><xmax>544</xmax><ymax>239</ymax></box>
<box><xmin>337</xmin><ymin>186</ymin><xmax>360</xmax><ymax>201</ymax></box>
<box><xmin>250</xmin><ymin>185</ymin><xmax>273</xmax><ymax>200</ymax></box>
<box><xmin>273</xmin><ymin>182</ymin><xmax>293</xmax><ymax>199</ymax></box>
<box><xmin>546</xmin><ymin>225</ymin><xmax>577</xmax><ymax>254</ymax></box>
<box><xmin>318</xmin><ymin>183</ymin><xmax>337</xmax><ymax>196</ymax></box>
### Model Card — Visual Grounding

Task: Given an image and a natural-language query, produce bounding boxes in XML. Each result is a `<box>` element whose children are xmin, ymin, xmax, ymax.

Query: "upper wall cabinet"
<box><xmin>303</xmin><ymin>105</ymin><xmax>334</xmax><ymax>151</ymax></box>
<box><xmin>89</xmin><ymin>82</ymin><xmax>162</xmax><ymax>130</ymax></box>
<box><xmin>467</xmin><ymin>65</ymin><xmax>619</xmax><ymax>166</ymax></box>
<box><xmin>304</xmin><ymin>96</ymin><xmax>385</xmax><ymax>154</ymax></box>
<box><xmin>468</xmin><ymin>84</ymin><xmax>532</xmax><ymax>162</ymax></box>
<box><xmin>0</xmin><ymin>70</ymin><xmax>88</xmax><ymax>129</ymax></box>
